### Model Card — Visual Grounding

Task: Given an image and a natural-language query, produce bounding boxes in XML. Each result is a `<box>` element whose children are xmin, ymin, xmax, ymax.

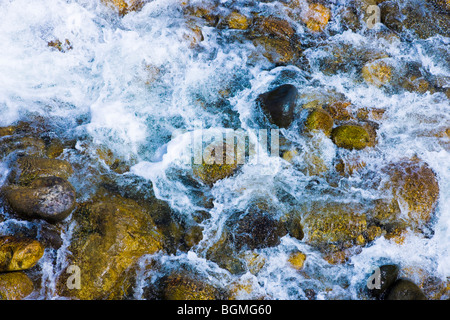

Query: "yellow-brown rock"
<box><xmin>0</xmin><ymin>272</ymin><xmax>34</xmax><ymax>300</ymax></box>
<box><xmin>58</xmin><ymin>191</ymin><xmax>163</xmax><ymax>300</ymax></box>
<box><xmin>0</xmin><ymin>236</ymin><xmax>44</xmax><ymax>272</ymax></box>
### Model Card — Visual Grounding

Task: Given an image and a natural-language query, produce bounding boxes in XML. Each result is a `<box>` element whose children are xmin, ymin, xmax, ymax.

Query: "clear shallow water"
<box><xmin>0</xmin><ymin>0</ymin><xmax>449</xmax><ymax>299</ymax></box>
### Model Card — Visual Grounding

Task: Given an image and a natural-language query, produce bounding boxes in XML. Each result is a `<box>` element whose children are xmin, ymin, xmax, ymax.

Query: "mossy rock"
<box><xmin>191</xmin><ymin>138</ymin><xmax>243</xmax><ymax>186</ymax></box>
<box><xmin>253</xmin><ymin>36</ymin><xmax>302</xmax><ymax>65</ymax></box>
<box><xmin>304</xmin><ymin>108</ymin><xmax>334</xmax><ymax>137</ymax></box>
<box><xmin>101</xmin><ymin>0</ymin><xmax>145</xmax><ymax>16</ymax></box>
<box><xmin>226</xmin><ymin>11</ymin><xmax>251</xmax><ymax>30</ymax></box>
<box><xmin>381</xmin><ymin>159</ymin><xmax>440</xmax><ymax>228</ymax></box>
<box><xmin>57</xmin><ymin>191</ymin><xmax>162</xmax><ymax>300</ymax></box>
<box><xmin>0</xmin><ymin>272</ymin><xmax>34</xmax><ymax>300</ymax></box>
<box><xmin>302</xmin><ymin>202</ymin><xmax>368</xmax><ymax>252</ymax></box>
<box><xmin>288</xmin><ymin>251</ymin><xmax>307</xmax><ymax>271</ymax></box>
<box><xmin>9</xmin><ymin>156</ymin><xmax>73</xmax><ymax>186</ymax></box>
<box><xmin>331</xmin><ymin>124</ymin><xmax>371</xmax><ymax>150</ymax></box>
<box><xmin>0</xmin><ymin>135</ymin><xmax>46</xmax><ymax>158</ymax></box>
<box><xmin>3</xmin><ymin>176</ymin><xmax>77</xmax><ymax>223</ymax></box>
<box><xmin>0</xmin><ymin>236</ymin><xmax>44</xmax><ymax>272</ymax></box>
<box><xmin>162</xmin><ymin>274</ymin><xmax>219</xmax><ymax>300</ymax></box>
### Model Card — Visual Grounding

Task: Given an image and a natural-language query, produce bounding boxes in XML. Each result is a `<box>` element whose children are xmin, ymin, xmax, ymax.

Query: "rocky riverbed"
<box><xmin>0</xmin><ymin>0</ymin><xmax>449</xmax><ymax>300</ymax></box>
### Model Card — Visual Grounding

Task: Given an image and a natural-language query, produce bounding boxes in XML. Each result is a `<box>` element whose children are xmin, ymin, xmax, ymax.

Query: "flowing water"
<box><xmin>0</xmin><ymin>0</ymin><xmax>449</xmax><ymax>299</ymax></box>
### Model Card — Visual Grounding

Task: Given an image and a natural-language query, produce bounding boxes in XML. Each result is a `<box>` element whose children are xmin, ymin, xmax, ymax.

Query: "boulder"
<box><xmin>386</xmin><ymin>279</ymin><xmax>427</xmax><ymax>300</ymax></box>
<box><xmin>257</xmin><ymin>84</ymin><xmax>298</xmax><ymax>128</ymax></box>
<box><xmin>0</xmin><ymin>236</ymin><xmax>44</xmax><ymax>272</ymax></box>
<box><xmin>367</xmin><ymin>264</ymin><xmax>400</xmax><ymax>299</ymax></box>
<box><xmin>3</xmin><ymin>176</ymin><xmax>77</xmax><ymax>222</ymax></box>
<box><xmin>0</xmin><ymin>272</ymin><xmax>34</xmax><ymax>300</ymax></box>
<box><xmin>162</xmin><ymin>274</ymin><xmax>219</xmax><ymax>300</ymax></box>
<box><xmin>57</xmin><ymin>191</ymin><xmax>162</xmax><ymax>299</ymax></box>
<box><xmin>331</xmin><ymin>124</ymin><xmax>371</xmax><ymax>150</ymax></box>
<box><xmin>9</xmin><ymin>156</ymin><xmax>73</xmax><ymax>185</ymax></box>
<box><xmin>381</xmin><ymin>159</ymin><xmax>440</xmax><ymax>229</ymax></box>
<box><xmin>304</xmin><ymin>108</ymin><xmax>334</xmax><ymax>137</ymax></box>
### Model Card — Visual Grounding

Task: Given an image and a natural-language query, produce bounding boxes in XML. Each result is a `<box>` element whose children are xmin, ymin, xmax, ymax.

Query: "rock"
<box><xmin>0</xmin><ymin>136</ymin><xmax>46</xmax><ymax>158</ymax></box>
<box><xmin>48</xmin><ymin>39</ymin><xmax>72</xmax><ymax>53</ymax></box>
<box><xmin>57</xmin><ymin>191</ymin><xmax>162</xmax><ymax>299</ymax></box>
<box><xmin>46</xmin><ymin>139</ymin><xmax>64</xmax><ymax>159</ymax></box>
<box><xmin>0</xmin><ymin>236</ymin><xmax>44</xmax><ymax>272</ymax></box>
<box><xmin>288</xmin><ymin>251</ymin><xmax>307</xmax><ymax>271</ymax></box>
<box><xmin>324</xmin><ymin>101</ymin><xmax>353</xmax><ymax>122</ymax></box>
<box><xmin>368</xmin><ymin>264</ymin><xmax>400</xmax><ymax>299</ymax></box>
<box><xmin>386</xmin><ymin>279</ymin><xmax>427</xmax><ymax>300</ymax></box>
<box><xmin>253</xmin><ymin>37</ymin><xmax>302</xmax><ymax>65</ymax></box>
<box><xmin>381</xmin><ymin>159</ymin><xmax>440</xmax><ymax>229</ymax></box>
<box><xmin>162</xmin><ymin>274</ymin><xmax>219</xmax><ymax>300</ymax></box>
<box><xmin>302</xmin><ymin>202</ymin><xmax>368</xmax><ymax>254</ymax></box>
<box><xmin>362</xmin><ymin>59</ymin><xmax>392</xmax><ymax>87</ymax></box>
<box><xmin>192</xmin><ymin>138</ymin><xmax>243</xmax><ymax>186</ymax></box>
<box><xmin>256</xmin><ymin>16</ymin><xmax>296</xmax><ymax>40</ymax></box>
<box><xmin>257</xmin><ymin>84</ymin><xmax>298</xmax><ymax>128</ymax></box>
<box><xmin>331</xmin><ymin>124</ymin><xmax>371</xmax><ymax>150</ymax></box>
<box><xmin>304</xmin><ymin>108</ymin><xmax>334</xmax><ymax>137</ymax></box>
<box><xmin>230</xmin><ymin>209</ymin><xmax>288</xmax><ymax>251</ymax></box>
<box><xmin>101</xmin><ymin>0</ymin><xmax>145</xmax><ymax>16</ymax></box>
<box><xmin>380</xmin><ymin>1</ymin><xmax>450</xmax><ymax>39</ymax></box>
<box><xmin>301</xmin><ymin>3</ymin><xmax>331</xmax><ymax>32</ymax></box>
<box><xmin>0</xmin><ymin>272</ymin><xmax>34</xmax><ymax>300</ymax></box>
<box><xmin>9</xmin><ymin>156</ymin><xmax>73</xmax><ymax>185</ymax></box>
<box><xmin>226</xmin><ymin>11</ymin><xmax>251</xmax><ymax>30</ymax></box>
<box><xmin>0</xmin><ymin>126</ymin><xmax>15</xmax><ymax>137</ymax></box>
<box><xmin>3</xmin><ymin>176</ymin><xmax>77</xmax><ymax>222</ymax></box>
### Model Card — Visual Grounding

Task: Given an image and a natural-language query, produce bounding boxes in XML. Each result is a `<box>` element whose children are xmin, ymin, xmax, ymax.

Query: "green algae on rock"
<box><xmin>304</xmin><ymin>108</ymin><xmax>334</xmax><ymax>137</ymax></box>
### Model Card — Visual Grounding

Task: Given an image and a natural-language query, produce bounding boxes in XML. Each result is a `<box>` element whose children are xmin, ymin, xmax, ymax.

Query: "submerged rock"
<box><xmin>331</xmin><ymin>124</ymin><xmax>371</xmax><ymax>150</ymax></box>
<box><xmin>162</xmin><ymin>274</ymin><xmax>220</xmax><ymax>300</ymax></box>
<box><xmin>58</xmin><ymin>191</ymin><xmax>162</xmax><ymax>300</ymax></box>
<box><xmin>0</xmin><ymin>236</ymin><xmax>44</xmax><ymax>272</ymax></box>
<box><xmin>257</xmin><ymin>84</ymin><xmax>298</xmax><ymax>128</ymax></box>
<box><xmin>304</xmin><ymin>108</ymin><xmax>334</xmax><ymax>137</ymax></box>
<box><xmin>288</xmin><ymin>251</ymin><xmax>307</xmax><ymax>271</ymax></box>
<box><xmin>9</xmin><ymin>156</ymin><xmax>73</xmax><ymax>186</ymax></box>
<box><xmin>362</xmin><ymin>59</ymin><xmax>392</xmax><ymax>87</ymax></box>
<box><xmin>367</xmin><ymin>264</ymin><xmax>400</xmax><ymax>299</ymax></box>
<box><xmin>3</xmin><ymin>176</ymin><xmax>77</xmax><ymax>223</ymax></box>
<box><xmin>101</xmin><ymin>0</ymin><xmax>145</xmax><ymax>16</ymax></box>
<box><xmin>0</xmin><ymin>272</ymin><xmax>34</xmax><ymax>300</ymax></box>
<box><xmin>381</xmin><ymin>159</ymin><xmax>440</xmax><ymax>229</ymax></box>
<box><xmin>226</xmin><ymin>11</ymin><xmax>251</xmax><ymax>30</ymax></box>
<box><xmin>301</xmin><ymin>3</ymin><xmax>331</xmax><ymax>32</ymax></box>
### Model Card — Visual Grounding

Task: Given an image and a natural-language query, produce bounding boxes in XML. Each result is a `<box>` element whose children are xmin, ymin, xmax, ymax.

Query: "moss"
<box><xmin>331</xmin><ymin>125</ymin><xmax>371</xmax><ymax>150</ymax></box>
<box><xmin>0</xmin><ymin>272</ymin><xmax>34</xmax><ymax>300</ymax></box>
<box><xmin>0</xmin><ymin>236</ymin><xmax>44</xmax><ymax>272</ymax></box>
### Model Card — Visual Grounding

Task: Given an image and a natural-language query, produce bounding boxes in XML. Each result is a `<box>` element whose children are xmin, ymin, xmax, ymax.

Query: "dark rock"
<box><xmin>368</xmin><ymin>264</ymin><xmax>400</xmax><ymax>299</ymax></box>
<box><xmin>257</xmin><ymin>84</ymin><xmax>298</xmax><ymax>128</ymax></box>
<box><xmin>3</xmin><ymin>176</ymin><xmax>77</xmax><ymax>223</ymax></box>
<box><xmin>386</xmin><ymin>279</ymin><xmax>427</xmax><ymax>300</ymax></box>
